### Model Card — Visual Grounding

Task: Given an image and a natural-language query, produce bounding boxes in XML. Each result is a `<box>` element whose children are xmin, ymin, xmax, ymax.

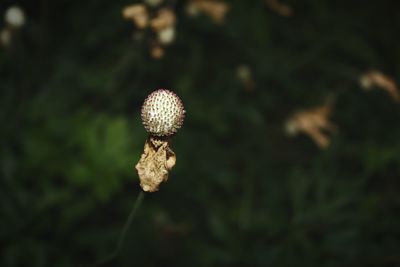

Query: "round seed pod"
<box><xmin>141</xmin><ymin>89</ymin><xmax>185</xmax><ymax>137</ymax></box>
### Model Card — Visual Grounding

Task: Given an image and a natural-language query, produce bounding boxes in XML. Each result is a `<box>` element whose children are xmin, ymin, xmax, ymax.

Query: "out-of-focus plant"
<box><xmin>360</xmin><ymin>70</ymin><xmax>400</xmax><ymax>102</ymax></box>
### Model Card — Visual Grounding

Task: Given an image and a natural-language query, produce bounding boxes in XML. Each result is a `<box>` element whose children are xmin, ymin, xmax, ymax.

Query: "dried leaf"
<box><xmin>359</xmin><ymin>70</ymin><xmax>400</xmax><ymax>102</ymax></box>
<box><xmin>0</xmin><ymin>28</ymin><xmax>11</xmax><ymax>47</ymax></box>
<box><xmin>135</xmin><ymin>137</ymin><xmax>176</xmax><ymax>192</ymax></box>
<box><xmin>285</xmin><ymin>103</ymin><xmax>337</xmax><ymax>149</ymax></box>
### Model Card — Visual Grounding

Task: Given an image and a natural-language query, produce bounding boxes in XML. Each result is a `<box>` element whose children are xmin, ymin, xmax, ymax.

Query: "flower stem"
<box><xmin>92</xmin><ymin>191</ymin><xmax>145</xmax><ymax>267</ymax></box>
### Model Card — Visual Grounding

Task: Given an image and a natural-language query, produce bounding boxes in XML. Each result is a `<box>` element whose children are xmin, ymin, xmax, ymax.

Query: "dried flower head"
<box><xmin>141</xmin><ymin>89</ymin><xmax>185</xmax><ymax>137</ymax></box>
<box><xmin>0</xmin><ymin>28</ymin><xmax>11</xmax><ymax>47</ymax></box>
<box><xmin>136</xmin><ymin>137</ymin><xmax>176</xmax><ymax>192</ymax></box>
<box><xmin>136</xmin><ymin>89</ymin><xmax>185</xmax><ymax>192</ymax></box>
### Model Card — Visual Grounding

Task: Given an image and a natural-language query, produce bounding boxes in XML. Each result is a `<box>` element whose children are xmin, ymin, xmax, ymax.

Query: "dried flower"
<box><xmin>0</xmin><ymin>28</ymin><xmax>11</xmax><ymax>47</ymax></box>
<box><xmin>122</xmin><ymin>4</ymin><xmax>149</xmax><ymax>29</ymax></box>
<box><xmin>359</xmin><ymin>70</ymin><xmax>400</xmax><ymax>102</ymax></box>
<box><xmin>136</xmin><ymin>136</ymin><xmax>176</xmax><ymax>192</ymax></box>
<box><xmin>145</xmin><ymin>0</ymin><xmax>163</xmax><ymax>7</ymax></box>
<box><xmin>136</xmin><ymin>89</ymin><xmax>185</xmax><ymax>192</ymax></box>
<box><xmin>285</xmin><ymin>103</ymin><xmax>337</xmax><ymax>149</ymax></box>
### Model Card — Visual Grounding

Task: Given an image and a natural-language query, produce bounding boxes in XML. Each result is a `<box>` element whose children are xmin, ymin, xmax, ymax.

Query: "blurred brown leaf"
<box><xmin>187</xmin><ymin>0</ymin><xmax>230</xmax><ymax>24</ymax></box>
<box><xmin>122</xmin><ymin>4</ymin><xmax>149</xmax><ymax>29</ymax></box>
<box><xmin>285</xmin><ymin>103</ymin><xmax>337</xmax><ymax>149</ymax></box>
<box><xmin>135</xmin><ymin>137</ymin><xmax>175</xmax><ymax>192</ymax></box>
<box><xmin>359</xmin><ymin>70</ymin><xmax>400</xmax><ymax>102</ymax></box>
<box><xmin>150</xmin><ymin>44</ymin><xmax>165</xmax><ymax>59</ymax></box>
<box><xmin>150</xmin><ymin>8</ymin><xmax>176</xmax><ymax>31</ymax></box>
<box><xmin>265</xmin><ymin>0</ymin><xmax>293</xmax><ymax>17</ymax></box>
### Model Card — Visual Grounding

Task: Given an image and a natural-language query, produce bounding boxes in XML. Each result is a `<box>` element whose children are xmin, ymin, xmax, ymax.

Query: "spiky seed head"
<box><xmin>141</xmin><ymin>89</ymin><xmax>185</xmax><ymax>137</ymax></box>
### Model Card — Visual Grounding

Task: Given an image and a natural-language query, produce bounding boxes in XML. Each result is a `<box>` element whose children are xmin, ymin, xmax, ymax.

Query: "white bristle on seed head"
<box><xmin>141</xmin><ymin>89</ymin><xmax>185</xmax><ymax>137</ymax></box>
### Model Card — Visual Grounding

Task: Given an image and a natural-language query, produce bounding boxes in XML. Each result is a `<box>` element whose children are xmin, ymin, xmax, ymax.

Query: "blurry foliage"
<box><xmin>1</xmin><ymin>0</ymin><xmax>400</xmax><ymax>267</ymax></box>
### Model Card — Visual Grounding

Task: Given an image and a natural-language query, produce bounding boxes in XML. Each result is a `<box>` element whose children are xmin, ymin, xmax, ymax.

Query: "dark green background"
<box><xmin>1</xmin><ymin>0</ymin><xmax>400</xmax><ymax>266</ymax></box>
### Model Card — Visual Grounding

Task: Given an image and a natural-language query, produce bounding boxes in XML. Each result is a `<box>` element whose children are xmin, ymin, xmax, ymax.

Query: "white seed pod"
<box><xmin>141</xmin><ymin>89</ymin><xmax>185</xmax><ymax>137</ymax></box>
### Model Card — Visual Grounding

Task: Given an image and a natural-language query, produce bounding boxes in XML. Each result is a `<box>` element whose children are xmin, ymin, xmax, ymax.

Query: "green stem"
<box><xmin>92</xmin><ymin>191</ymin><xmax>145</xmax><ymax>267</ymax></box>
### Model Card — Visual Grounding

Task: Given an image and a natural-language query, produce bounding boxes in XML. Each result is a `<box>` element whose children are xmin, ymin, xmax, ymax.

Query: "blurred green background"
<box><xmin>1</xmin><ymin>0</ymin><xmax>400</xmax><ymax>266</ymax></box>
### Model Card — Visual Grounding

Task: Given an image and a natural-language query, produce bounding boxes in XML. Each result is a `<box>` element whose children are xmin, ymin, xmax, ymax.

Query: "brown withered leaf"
<box><xmin>189</xmin><ymin>0</ymin><xmax>230</xmax><ymax>24</ymax></box>
<box><xmin>236</xmin><ymin>65</ymin><xmax>255</xmax><ymax>91</ymax></box>
<box><xmin>359</xmin><ymin>70</ymin><xmax>400</xmax><ymax>102</ymax></box>
<box><xmin>0</xmin><ymin>28</ymin><xmax>11</xmax><ymax>47</ymax></box>
<box><xmin>150</xmin><ymin>8</ymin><xmax>176</xmax><ymax>31</ymax></box>
<box><xmin>265</xmin><ymin>0</ymin><xmax>293</xmax><ymax>17</ymax></box>
<box><xmin>135</xmin><ymin>136</ymin><xmax>176</xmax><ymax>192</ymax></box>
<box><xmin>122</xmin><ymin>4</ymin><xmax>149</xmax><ymax>29</ymax></box>
<box><xmin>285</xmin><ymin>103</ymin><xmax>337</xmax><ymax>149</ymax></box>
<box><xmin>150</xmin><ymin>44</ymin><xmax>165</xmax><ymax>59</ymax></box>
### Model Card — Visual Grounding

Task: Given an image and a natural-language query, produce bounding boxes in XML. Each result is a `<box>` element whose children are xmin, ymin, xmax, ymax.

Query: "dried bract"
<box><xmin>145</xmin><ymin>0</ymin><xmax>163</xmax><ymax>7</ymax></box>
<box><xmin>135</xmin><ymin>137</ymin><xmax>176</xmax><ymax>192</ymax></box>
